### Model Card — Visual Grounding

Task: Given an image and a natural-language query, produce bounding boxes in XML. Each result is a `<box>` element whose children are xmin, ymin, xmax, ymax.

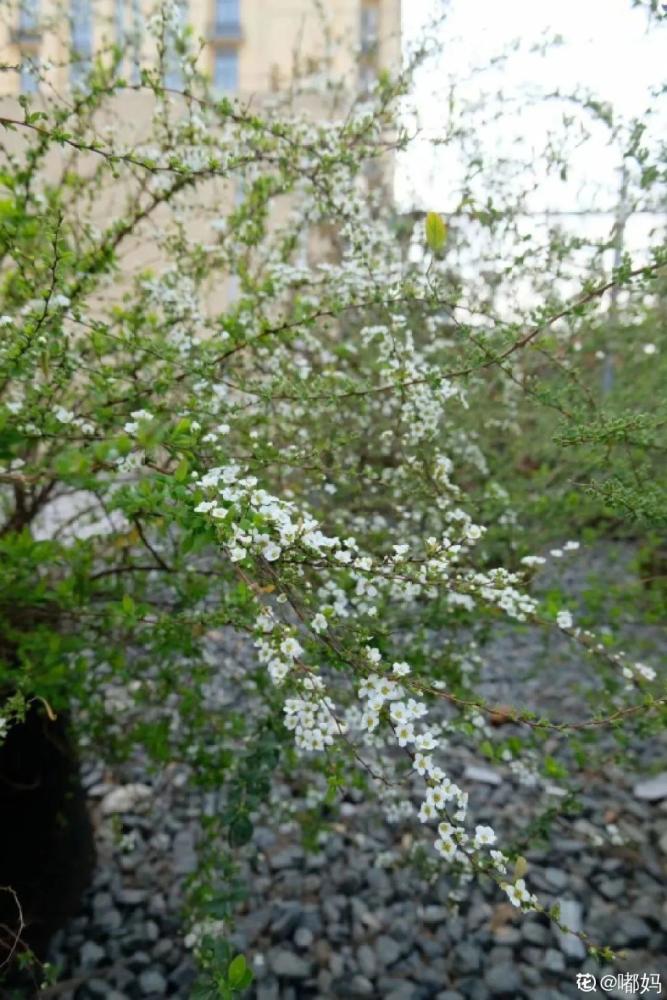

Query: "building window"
<box><xmin>360</xmin><ymin>1</ymin><xmax>379</xmax><ymax>53</ymax></box>
<box><xmin>214</xmin><ymin>47</ymin><xmax>238</xmax><ymax>93</ymax></box>
<box><xmin>164</xmin><ymin>0</ymin><xmax>188</xmax><ymax>89</ymax></box>
<box><xmin>130</xmin><ymin>0</ymin><xmax>142</xmax><ymax>85</ymax></box>
<box><xmin>115</xmin><ymin>0</ymin><xmax>124</xmax><ymax>43</ymax></box>
<box><xmin>20</xmin><ymin>62</ymin><xmax>39</xmax><ymax>93</ymax></box>
<box><xmin>70</xmin><ymin>0</ymin><xmax>93</xmax><ymax>88</ymax></box>
<box><xmin>359</xmin><ymin>62</ymin><xmax>376</xmax><ymax>94</ymax></box>
<box><xmin>15</xmin><ymin>1</ymin><xmax>41</xmax><ymax>92</ymax></box>
<box><xmin>214</xmin><ymin>0</ymin><xmax>240</xmax><ymax>37</ymax></box>
<box><xmin>18</xmin><ymin>0</ymin><xmax>40</xmax><ymax>36</ymax></box>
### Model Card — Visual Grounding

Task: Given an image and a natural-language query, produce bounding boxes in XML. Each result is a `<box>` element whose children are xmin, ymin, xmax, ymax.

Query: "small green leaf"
<box><xmin>175</xmin><ymin>458</ymin><xmax>190</xmax><ymax>483</ymax></box>
<box><xmin>228</xmin><ymin>954</ymin><xmax>247</xmax><ymax>987</ymax></box>
<box><xmin>425</xmin><ymin>211</ymin><xmax>447</xmax><ymax>252</ymax></box>
<box><xmin>237</xmin><ymin>968</ymin><xmax>253</xmax><ymax>989</ymax></box>
<box><xmin>513</xmin><ymin>855</ymin><xmax>528</xmax><ymax>880</ymax></box>
<box><xmin>228</xmin><ymin>814</ymin><xmax>253</xmax><ymax>847</ymax></box>
<box><xmin>121</xmin><ymin>593</ymin><xmax>135</xmax><ymax>615</ymax></box>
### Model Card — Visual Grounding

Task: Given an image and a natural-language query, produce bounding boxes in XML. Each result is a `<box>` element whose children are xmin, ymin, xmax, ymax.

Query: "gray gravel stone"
<box><xmin>86</xmin><ymin>978</ymin><xmax>112</xmax><ymax>997</ymax></box>
<box><xmin>169</xmin><ymin>961</ymin><xmax>196</xmax><ymax>990</ymax></box>
<box><xmin>256</xmin><ymin>978</ymin><xmax>280</xmax><ymax>1000</ymax></box>
<box><xmin>422</xmin><ymin>904</ymin><xmax>449</xmax><ymax>925</ymax></box>
<box><xmin>464</xmin><ymin>764</ymin><xmax>502</xmax><ymax>785</ymax></box>
<box><xmin>138</xmin><ymin>969</ymin><xmax>167</xmax><ymax>995</ymax></box>
<box><xmin>453</xmin><ymin>941</ymin><xmax>482</xmax><ymax>974</ymax></box>
<box><xmin>172</xmin><ymin>827</ymin><xmax>197</xmax><ymax>875</ymax></box>
<box><xmin>293</xmin><ymin>925</ymin><xmax>314</xmax><ymax>949</ymax></box>
<box><xmin>554</xmin><ymin>899</ymin><xmax>586</xmax><ymax>960</ymax></box>
<box><xmin>115</xmin><ymin>887</ymin><xmax>148</xmax><ymax>906</ymax></box>
<box><xmin>92</xmin><ymin>891</ymin><xmax>113</xmax><ymax>914</ymax></box>
<box><xmin>523</xmin><ymin>921</ymin><xmax>549</xmax><ymax>946</ymax></box>
<box><xmin>634</xmin><ymin>773</ymin><xmax>667</xmax><ymax>801</ymax></box>
<box><xmin>97</xmin><ymin>907</ymin><xmax>122</xmax><ymax>932</ymax></box>
<box><xmin>375</xmin><ymin>934</ymin><xmax>402</xmax><ymax>966</ymax></box>
<box><xmin>484</xmin><ymin>962</ymin><xmax>523</xmax><ymax>995</ymax></box>
<box><xmin>613</xmin><ymin>914</ymin><xmax>652</xmax><ymax>946</ymax></box>
<box><xmin>596</xmin><ymin>877</ymin><xmax>626</xmax><ymax>900</ymax></box>
<box><xmin>382</xmin><ymin>982</ymin><xmax>421</xmax><ymax>1000</ymax></box>
<box><xmin>269</xmin><ymin>846</ymin><xmax>304</xmax><ymax>870</ymax></box>
<box><xmin>348</xmin><ymin>974</ymin><xmax>375</xmax><ymax>995</ymax></box>
<box><xmin>542</xmin><ymin>947</ymin><xmax>566</xmax><ymax>973</ymax></box>
<box><xmin>80</xmin><ymin>941</ymin><xmax>105</xmax><ymax>968</ymax></box>
<box><xmin>268</xmin><ymin>948</ymin><xmax>312</xmax><ymax>979</ymax></box>
<box><xmin>357</xmin><ymin>943</ymin><xmax>377</xmax><ymax>978</ymax></box>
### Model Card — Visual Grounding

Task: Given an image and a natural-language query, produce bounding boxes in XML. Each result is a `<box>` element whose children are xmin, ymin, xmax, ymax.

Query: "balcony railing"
<box><xmin>209</xmin><ymin>19</ymin><xmax>242</xmax><ymax>42</ymax></box>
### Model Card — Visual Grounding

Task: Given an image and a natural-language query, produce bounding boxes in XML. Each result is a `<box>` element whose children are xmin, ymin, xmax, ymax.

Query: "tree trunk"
<box><xmin>0</xmin><ymin>702</ymin><xmax>95</xmax><ymax>977</ymax></box>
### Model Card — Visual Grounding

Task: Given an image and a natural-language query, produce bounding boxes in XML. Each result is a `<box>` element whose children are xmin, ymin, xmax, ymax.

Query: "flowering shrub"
<box><xmin>0</xmin><ymin>2</ymin><xmax>665</xmax><ymax>990</ymax></box>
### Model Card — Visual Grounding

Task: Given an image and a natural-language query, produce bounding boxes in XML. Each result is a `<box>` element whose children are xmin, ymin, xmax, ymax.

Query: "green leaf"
<box><xmin>175</xmin><ymin>458</ymin><xmax>190</xmax><ymax>483</ymax></box>
<box><xmin>121</xmin><ymin>593</ymin><xmax>135</xmax><ymax>615</ymax></box>
<box><xmin>228</xmin><ymin>814</ymin><xmax>253</xmax><ymax>847</ymax></box>
<box><xmin>237</xmin><ymin>968</ymin><xmax>253</xmax><ymax>989</ymax></box>
<box><xmin>228</xmin><ymin>954</ymin><xmax>247</xmax><ymax>988</ymax></box>
<box><xmin>425</xmin><ymin>211</ymin><xmax>447</xmax><ymax>252</ymax></box>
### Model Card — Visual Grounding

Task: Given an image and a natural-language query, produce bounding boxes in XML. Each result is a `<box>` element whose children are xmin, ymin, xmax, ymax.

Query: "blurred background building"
<box><xmin>0</xmin><ymin>0</ymin><xmax>401</xmax><ymax>98</ymax></box>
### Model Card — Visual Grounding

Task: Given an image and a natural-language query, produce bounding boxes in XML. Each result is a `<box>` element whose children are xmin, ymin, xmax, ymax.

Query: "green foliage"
<box><xmin>0</xmin><ymin>1</ymin><xmax>665</xmax><ymax>987</ymax></box>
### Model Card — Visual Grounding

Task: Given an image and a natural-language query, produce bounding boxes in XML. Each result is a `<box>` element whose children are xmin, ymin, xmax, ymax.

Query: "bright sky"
<box><xmin>398</xmin><ymin>0</ymin><xmax>667</xmax><ymax>219</ymax></box>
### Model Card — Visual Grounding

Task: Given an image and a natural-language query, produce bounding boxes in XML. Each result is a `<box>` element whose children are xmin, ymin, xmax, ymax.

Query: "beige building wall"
<box><xmin>0</xmin><ymin>0</ymin><xmax>401</xmax><ymax>305</ymax></box>
<box><xmin>0</xmin><ymin>0</ymin><xmax>401</xmax><ymax>99</ymax></box>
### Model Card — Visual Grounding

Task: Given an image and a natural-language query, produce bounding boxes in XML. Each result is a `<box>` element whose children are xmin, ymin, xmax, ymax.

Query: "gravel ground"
<box><xmin>44</xmin><ymin>545</ymin><xmax>666</xmax><ymax>1000</ymax></box>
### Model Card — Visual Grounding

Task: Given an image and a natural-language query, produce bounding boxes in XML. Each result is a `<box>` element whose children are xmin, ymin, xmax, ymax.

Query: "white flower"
<box><xmin>413</xmin><ymin>752</ymin><xmax>432</xmax><ymax>776</ymax></box>
<box><xmin>503</xmin><ymin>878</ymin><xmax>536</xmax><ymax>908</ymax></box>
<box><xmin>361</xmin><ymin>709</ymin><xmax>380</xmax><ymax>732</ymax></box>
<box><xmin>389</xmin><ymin>701</ymin><xmax>408</xmax><ymax>724</ymax></box>
<box><xmin>490</xmin><ymin>849</ymin><xmax>507</xmax><ymax>874</ymax></box>
<box><xmin>415</xmin><ymin>731</ymin><xmax>437</xmax><ymax>751</ymax></box>
<box><xmin>395</xmin><ymin>722</ymin><xmax>415</xmax><ymax>747</ymax></box>
<box><xmin>256</xmin><ymin>612</ymin><xmax>275</xmax><ymax>633</ymax></box>
<box><xmin>434</xmin><ymin>836</ymin><xmax>457</xmax><ymax>861</ymax></box>
<box><xmin>229</xmin><ymin>545</ymin><xmax>247</xmax><ymax>562</ymax></box>
<box><xmin>426</xmin><ymin>785</ymin><xmax>447</xmax><ymax>810</ymax></box>
<box><xmin>634</xmin><ymin>661</ymin><xmax>656</xmax><ymax>681</ymax></box>
<box><xmin>194</xmin><ymin>501</ymin><xmax>216</xmax><ymax>513</ymax></box>
<box><xmin>473</xmin><ymin>825</ymin><xmax>496</xmax><ymax>848</ymax></box>
<box><xmin>312</xmin><ymin>613</ymin><xmax>328</xmax><ymax>633</ymax></box>
<box><xmin>53</xmin><ymin>406</ymin><xmax>75</xmax><ymax>424</ymax></box>
<box><xmin>643</xmin><ymin>343</ymin><xmax>657</xmax><ymax>355</ymax></box>
<box><xmin>405</xmin><ymin>698</ymin><xmax>428</xmax><ymax>720</ymax></box>
<box><xmin>392</xmin><ymin>661</ymin><xmax>410</xmax><ymax>676</ymax></box>
<box><xmin>418</xmin><ymin>801</ymin><xmax>437</xmax><ymax>823</ymax></box>
<box><xmin>263</xmin><ymin>542</ymin><xmax>281</xmax><ymax>562</ymax></box>
<box><xmin>556</xmin><ymin>610</ymin><xmax>573</xmax><ymax>629</ymax></box>
<box><xmin>280</xmin><ymin>637</ymin><xmax>303</xmax><ymax>660</ymax></box>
